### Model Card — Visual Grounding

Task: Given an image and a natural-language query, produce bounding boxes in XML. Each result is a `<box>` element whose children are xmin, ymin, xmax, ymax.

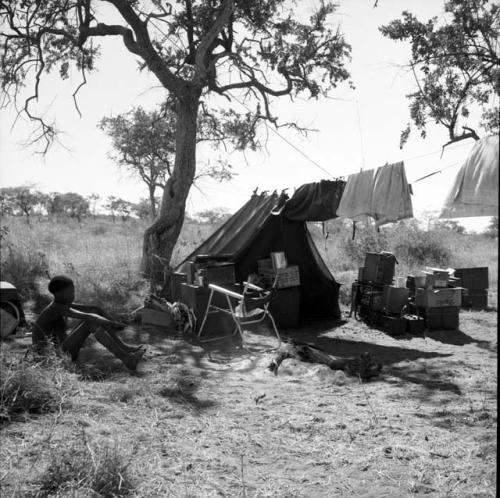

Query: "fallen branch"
<box><xmin>267</xmin><ymin>341</ymin><xmax>383</xmax><ymax>380</ymax></box>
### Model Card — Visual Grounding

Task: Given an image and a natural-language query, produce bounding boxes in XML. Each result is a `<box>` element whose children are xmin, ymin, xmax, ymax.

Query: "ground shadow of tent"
<box><xmin>177</xmin><ymin>191</ymin><xmax>341</xmax><ymax>322</ymax></box>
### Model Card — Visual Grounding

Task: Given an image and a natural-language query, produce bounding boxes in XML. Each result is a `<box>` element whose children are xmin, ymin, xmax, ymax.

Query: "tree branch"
<box><xmin>104</xmin><ymin>0</ymin><xmax>184</xmax><ymax>97</ymax></box>
<box><xmin>194</xmin><ymin>0</ymin><xmax>234</xmax><ymax>82</ymax></box>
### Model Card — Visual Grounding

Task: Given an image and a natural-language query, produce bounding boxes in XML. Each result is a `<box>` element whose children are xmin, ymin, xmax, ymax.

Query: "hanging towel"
<box><xmin>284</xmin><ymin>180</ymin><xmax>346</xmax><ymax>221</ymax></box>
<box><xmin>337</xmin><ymin>162</ymin><xmax>413</xmax><ymax>226</ymax></box>
<box><xmin>440</xmin><ymin>135</ymin><xmax>499</xmax><ymax>218</ymax></box>
<box><xmin>336</xmin><ymin>169</ymin><xmax>375</xmax><ymax>221</ymax></box>
<box><xmin>371</xmin><ymin>161</ymin><xmax>413</xmax><ymax>227</ymax></box>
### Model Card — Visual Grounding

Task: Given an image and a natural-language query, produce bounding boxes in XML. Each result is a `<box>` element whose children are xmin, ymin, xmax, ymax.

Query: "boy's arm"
<box><xmin>71</xmin><ymin>303</ymin><xmax>109</xmax><ymax>317</ymax></box>
<box><xmin>61</xmin><ymin>305</ymin><xmax>125</xmax><ymax>328</ymax></box>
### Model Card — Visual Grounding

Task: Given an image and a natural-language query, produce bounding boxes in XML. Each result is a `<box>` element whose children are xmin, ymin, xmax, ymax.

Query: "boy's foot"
<box><xmin>123</xmin><ymin>348</ymin><xmax>145</xmax><ymax>371</ymax></box>
<box><xmin>126</xmin><ymin>345</ymin><xmax>145</xmax><ymax>353</ymax></box>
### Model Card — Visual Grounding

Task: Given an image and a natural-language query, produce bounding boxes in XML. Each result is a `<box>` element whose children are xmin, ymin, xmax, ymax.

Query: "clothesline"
<box><xmin>231</xmin><ymin>93</ymin><xmax>473</xmax><ymax>182</ymax></box>
<box><xmin>411</xmin><ymin>161</ymin><xmax>460</xmax><ymax>184</ymax></box>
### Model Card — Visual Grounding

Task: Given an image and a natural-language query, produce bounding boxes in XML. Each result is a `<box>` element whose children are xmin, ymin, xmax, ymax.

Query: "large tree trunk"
<box><xmin>142</xmin><ymin>89</ymin><xmax>201</xmax><ymax>287</ymax></box>
<box><xmin>148</xmin><ymin>185</ymin><xmax>157</xmax><ymax>220</ymax></box>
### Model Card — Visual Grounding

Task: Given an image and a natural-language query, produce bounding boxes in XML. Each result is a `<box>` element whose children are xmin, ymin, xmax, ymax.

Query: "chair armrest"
<box><xmin>243</xmin><ymin>281</ymin><xmax>265</xmax><ymax>292</ymax></box>
<box><xmin>208</xmin><ymin>283</ymin><xmax>244</xmax><ymax>300</ymax></box>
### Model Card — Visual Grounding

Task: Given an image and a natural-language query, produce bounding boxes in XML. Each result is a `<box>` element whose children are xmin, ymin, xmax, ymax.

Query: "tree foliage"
<box><xmin>57</xmin><ymin>192</ymin><xmax>90</xmax><ymax>222</ymax></box>
<box><xmin>133</xmin><ymin>197</ymin><xmax>162</xmax><ymax>220</ymax></box>
<box><xmin>484</xmin><ymin>216</ymin><xmax>498</xmax><ymax>238</ymax></box>
<box><xmin>0</xmin><ymin>0</ymin><xmax>351</xmax><ymax>284</ymax></box>
<box><xmin>380</xmin><ymin>0</ymin><xmax>499</xmax><ymax>148</ymax></box>
<box><xmin>99</xmin><ymin>106</ymin><xmax>175</xmax><ymax>219</ymax></box>
<box><xmin>0</xmin><ymin>186</ymin><xmax>45</xmax><ymax>223</ymax></box>
<box><xmin>194</xmin><ymin>206</ymin><xmax>232</xmax><ymax>224</ymax></box>
<box><xmin>99</xmin><ymin>103</ymin><xmax>234</xmax><ymax>219</ymax></box>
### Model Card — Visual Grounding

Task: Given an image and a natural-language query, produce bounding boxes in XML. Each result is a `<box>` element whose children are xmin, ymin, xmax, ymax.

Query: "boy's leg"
<box><xmin>61</xmin><ymin>321</ymin><xmax>96</xmax><ymax>361</ymax></box>
<box><xmin>101</xmin><ymin>323</ymin><xmax>143</xmax><ymax>353</ymax></box>
<box><xmin>94</xmin><ymin>328</ymin><xmax>144</xmax><ymax>370</ymax></box>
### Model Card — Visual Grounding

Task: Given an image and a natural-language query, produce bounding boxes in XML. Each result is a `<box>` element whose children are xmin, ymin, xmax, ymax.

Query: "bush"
<box><xmin>340</xmin><ymin>224</ymin><xmax>389</xmax><ymax>268</ymax></box>
<box><xmin>0</xmin><ymin>243</ymin><xmax>49</xmax><ymax>300</ymax></box>
<box><xmin>37</xmin><ymin>439</ymin><xmax>135</xmax><ymax>497</ymax></box>
<box><xmin>391</xmin><ymin>222</ymin><xmax>451</xmax><ymax>268</ymax></box>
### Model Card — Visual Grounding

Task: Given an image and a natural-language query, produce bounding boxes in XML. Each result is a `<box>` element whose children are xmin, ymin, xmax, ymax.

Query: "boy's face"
<box><xmin>54</xmin><ymin>284</ymin><xmax>75</xmax><ymax>303</ymax></box>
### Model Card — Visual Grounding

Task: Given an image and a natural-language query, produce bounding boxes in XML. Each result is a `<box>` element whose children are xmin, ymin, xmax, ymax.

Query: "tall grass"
<box><xmin>36</xmin><ymin>438</ymin><xmax>135</xmax><ymax>497</ymax></box>
<box><xmin>1</xmin><ymin>216</ymin><xmax>148</xmax><ymax>314</ymax></box>
<box><xmin>0</xmin><ymin>349</ymin><xmax>73</xmax><ymax>423</ymax></box>
<box><xmin>1</xmin><ymin>215</ymin><xmax>497</xmax><ymax>312</ymax></box>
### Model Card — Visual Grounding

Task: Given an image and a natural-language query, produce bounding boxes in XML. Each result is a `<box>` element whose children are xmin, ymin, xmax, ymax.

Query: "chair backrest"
<box><xmin>241</xmin><ymin>278</ymin><xmax>277</xmax><ymax>313</ymax></box>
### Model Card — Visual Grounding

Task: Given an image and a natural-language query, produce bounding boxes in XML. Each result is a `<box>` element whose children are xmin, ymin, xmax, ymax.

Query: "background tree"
<box><xmin>0</xmin><ymin>186</ymin><xmax>42</xmax><ymax>226</ymax></box>
<box><xmin>99</xmin><ymin>107</ymin><xmax>175</xmax><ymax>220</ymax></box>
<box><xmin>87</xmin><ymin>193</ymin><xmax>101</xmax><ymax>221</ymax></box>
<box><xmin>484</xmin><ymin>216</ymin><xmax>498</xmax><ymax>238</ymax></box>
<box><xmin>133</xmin><ymin>197</ymin><xmax>162</xmax><ymax>220</ymax></box>
<box><xmin>194</xmin><ymin>207</ymin><xmax>232</xmax><ymax>225</ymax></box>
<box><xmin>0</xmin><ymin>189</ymin><xmax>15</xmax><ymax>217</ymax></box>
<box><xmin>432</xmin><ymin>219</ymin><xmax>466</xmax><ymax>234</ymax></box>
<box><xmin>44</xmin><ymin>193</ymin><xmax>65</xmax><ymax>218</ymax></box>
<box><xmin>105</xmin><ymin>196</ymin><xmax>119</xmax><ymax>223</ymax></box>
<box><xmin>380</xmin><ymin>0</ymin><xmax>499</xmax><ymax>148</ymax></box>
<box><xmin>0</xmin><ymin>0</ymin><xmax>351</xmax><ymax>287</ymax></box>
<box><xmin>110</xmin><ymin>198</ymin><xmax>134</xmax><ymax>222</ymax></box>
<box><xmin>59</xmin><ymin>193</ymin><xmax>90</xmax><ymax>223</ymax></box>
<box><xmin>100</xmin><ymin>103</ymin><xmax>236</xmax><ymax>221</ymax></box>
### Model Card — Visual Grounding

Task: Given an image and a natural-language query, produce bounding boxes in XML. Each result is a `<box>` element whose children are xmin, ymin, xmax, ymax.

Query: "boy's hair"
<box><xmin>48</xmin><ymin>275</ymin><xmax>74</xmax><ymax>294</ymax></box>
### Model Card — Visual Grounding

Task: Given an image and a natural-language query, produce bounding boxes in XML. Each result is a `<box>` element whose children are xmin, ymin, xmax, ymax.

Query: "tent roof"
<box><xmin>181</xmin><ymin>192</ymin><xmax>284</xmax><ymax>262</ymax></box>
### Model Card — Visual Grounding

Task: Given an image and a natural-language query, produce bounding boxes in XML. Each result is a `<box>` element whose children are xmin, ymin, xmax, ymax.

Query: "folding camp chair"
<box><xmin>197</xmin><ymin>280</ymin><xmax>281</xmax><ymax>349</ymax></box>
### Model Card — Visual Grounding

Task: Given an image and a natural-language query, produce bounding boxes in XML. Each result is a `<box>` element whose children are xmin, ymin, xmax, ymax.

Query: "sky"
<box><xmin>0</xmin><ymin>0</ymin><xmax>496</xmax><ymax>232</ymax></box>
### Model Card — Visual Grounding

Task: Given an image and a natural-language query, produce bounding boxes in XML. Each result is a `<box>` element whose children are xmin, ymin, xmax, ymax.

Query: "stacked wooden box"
<box><xmin>258</xmin><ymin>254</ymin><xmax>301</xmax><ymax>328</ymax></box>
<box><xmin>174</xmin><ymin>255</ymin><xmax>237</xmax><ymax>334</ymax></box>
<box><xmin>354</xmin><ymin>252</ymin><xmax>414</xmax><ymax>336</ymax></box>
<box><xmin>452</xmin><ymin>267</ymin><xmax>489</xmax><ymax>310</ymax></box>
<box><xmin>414</xmin><ymin>268</ymin><xmax>461</xmax><ymax>331</ymax></box>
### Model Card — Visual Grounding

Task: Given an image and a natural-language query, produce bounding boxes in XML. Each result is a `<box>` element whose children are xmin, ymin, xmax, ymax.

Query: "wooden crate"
<box><xmin>461</xmin><ymin>289</ymin><xmax>488</xmax><ymax>309</ymax></box>
<box><xmin>142</xmin><ymin>308</ymin><xmax>172</xmax><ymax>328</ymax></box>
<box><xmin>260</xmin><ymin>265</ymin><xmax>300</xmax><ymax>289</ymax></box>
<box><xmin>415</xmin><ymin>288</ymin><xmax>462</xmax><ymax>308</ymax></box>
<box><xmin>363</xmin><ymin>252</ymin><xmax>396</xmax><ymax>285</ymax></box>
<box><xmin>417</xmin><ymin>306</ymin><xmax>460</xmax><ymax>331</ymax></box>
<box><xmin>382</xmin><ymin>286</ymin><xmax>410</xmax><ymax>314</ymax></box>
<box><xmin>454</xmin><ymin>267</ymin><xmax>489</xmax><ymax>289</ymax></box>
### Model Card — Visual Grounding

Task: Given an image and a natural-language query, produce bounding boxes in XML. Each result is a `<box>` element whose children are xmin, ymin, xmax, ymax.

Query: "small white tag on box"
<box><xmin>270</xmin><ymin>252</ymin><xmax>287</xmax><ymax>270</ymax></box>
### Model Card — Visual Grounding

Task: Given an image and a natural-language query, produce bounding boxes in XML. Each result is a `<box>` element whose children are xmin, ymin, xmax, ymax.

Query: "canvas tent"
<box><xmin>177</xmin><ymin>189</ymin><xmax>343</xmax><ymax>322</ymax></box>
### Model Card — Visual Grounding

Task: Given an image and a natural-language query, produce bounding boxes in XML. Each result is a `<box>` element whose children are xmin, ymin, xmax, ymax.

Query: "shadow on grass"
<box><xmin>414</xmin><ymin>405</ymin><xmax>496</xmax><ymax>430</ymax></box>
<box><xmin>73</xmin><ymin>341</ymin><xmax>218</xmax><ymax>414</ymax></box>
<box><xmin>424</xmin><ymin>328</ymin><xmax>493</xmax><ymax>348</ymax></box>
<box><xmin>88</xmin><ymin>319</ymin><xmax>469</xmax><ymax>396</ymax></box>
<box><xmin>124</xmin><ymin>320</ymin><xmax>278</xmax><ymax>370</ymax></box>
<box><xmin>75</xmin><ymin>347</ymin><xmax>135</xmax><ymax>381</ymax></box>
<box><xmin>156</xmin><ymin>370</ymin><xmax>217</xmax><ymax>413</ymax></box>
<box><xmin>384</xmin><ymin>363</ymin><xmax>462</xmax><ymax>396</ymax></box>
<box><xmin>280</xmin><ymin>326</ymin><xmax>465</xmax><ymax>395</ymax></box>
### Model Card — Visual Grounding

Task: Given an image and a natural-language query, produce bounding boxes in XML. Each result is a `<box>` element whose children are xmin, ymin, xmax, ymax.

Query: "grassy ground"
<box><xmin>0</xmin><ymin>215</ymin><xmax>497</xmax><ymax>496</ymax></box>
<box><xmin>0</xmin><ymin>306</ymin><xmax>496</xmax><ymax>497</ymax></box>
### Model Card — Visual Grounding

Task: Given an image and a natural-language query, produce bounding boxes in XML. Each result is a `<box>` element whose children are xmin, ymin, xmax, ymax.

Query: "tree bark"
<box><xmin>149</xmin><ymin>184</ymin><xmax>157</xmax><ymax>220</ymax></box>
<box><xmin>142</xmin><ymin>87</ymin><xmax>201</xmax><ymax>286</ymax></box>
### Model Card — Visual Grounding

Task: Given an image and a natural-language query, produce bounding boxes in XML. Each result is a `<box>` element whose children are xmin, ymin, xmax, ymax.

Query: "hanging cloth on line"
<box><xmin>439</xmin><ymin>135</ymin><xmax>499</xmax><ymax>219</ymax></box>
<box><xmin>336</xmin><ymin>161</ymin><xmax>413</xmax><ymax>227</ymax></box>
<box><xmin>283</xmin><ymin>179</ymin><xmax>346</xmax><ymax>221</ymax></box>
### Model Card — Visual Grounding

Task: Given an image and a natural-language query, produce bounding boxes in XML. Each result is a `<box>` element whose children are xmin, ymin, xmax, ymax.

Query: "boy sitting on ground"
<box><xmin>33</xmin><ymin>275</ymin><xmax>145</xmax><ymax>371</ymax></box>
